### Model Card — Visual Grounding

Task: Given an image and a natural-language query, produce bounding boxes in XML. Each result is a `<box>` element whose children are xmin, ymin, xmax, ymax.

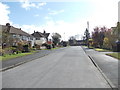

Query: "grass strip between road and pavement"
<box><xmin>94</xmin><ymin>48</ymin><xmax>111</xmax><ymax>52</ymax></box>
<box><xmin>0</xmin><ymin>51</ymin><xmax>37</xmax><ymax>61</ymax></box>
<box><xmin>106</xmin><ymin>53</ymin><xmax>120</xmax><ymax>60</ymax></box>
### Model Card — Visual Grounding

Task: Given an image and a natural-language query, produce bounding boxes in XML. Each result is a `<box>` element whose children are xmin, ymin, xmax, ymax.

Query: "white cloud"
<box><xmin>20</xmin><ymin>0</ymin><xmax>46</xmax><ymax>10</ymax></box>
<box><xmin>38</xmin><ymin>2</ymin><xmax>46</xmax><ymax>6</ymax></box>
<box><xmin>42</xmin><ymin>20</ymin><xmax>85</xmax><ymax>40</ymax></box>
<box><xmin>20</xmin><ymin>24</ymin><xmax>43</xmax><ymax>34</ymax></box>
<box><xmin>15</xmin><ymin>20</ymin><xmax>85</xmax><ymax>40</ymax></box>
<box><xmin>85</xmin><ymin>0</ymin><xmax>119</xmax><ymax>33</ymax></box>
<box><xmin>48</xmin><ymin>9</ymin><xmax>64</xmax><ymax>15</ymax></box>
<box><xmin>1</xmin><ymin>0</ymin><xmax>118</xmax><ymax>41</ymax></box>
<box><xmin>0</xmin><ymin>2</ymin><xmax>12</xmax><ymax>25</ymax></box>
<box><xmin>44</xmin><ymin>16</ymin><xmax>52</xmax><ymax>20</ymax></box>
<box><xmin>34</xmin><ymin>14</ymin><xmax>40</xmax><ymax>17</ymax></box>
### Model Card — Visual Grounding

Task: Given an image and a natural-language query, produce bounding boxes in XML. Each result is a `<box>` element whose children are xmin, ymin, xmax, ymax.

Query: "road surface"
<box><xmin>82</xmin><ymin>47</ymin><xmax>118</xmax><ymax>88</ymax></box>
<box><xmin>2</xmin><ymin>48</ymin><xmax>65</xmax><ymax>69</ymax></box>
<box><xmin>2</xmin><ymin>46</ymin><xmax>111</xmax><ymax>88</ymax></box>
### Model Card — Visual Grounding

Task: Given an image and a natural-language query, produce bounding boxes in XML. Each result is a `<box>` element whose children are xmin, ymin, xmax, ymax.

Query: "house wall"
<box><xmin>35</xmin><ymin>37</ymin><xmax>46</xmax><ymax>45</ymax></box>
<box><xmin>30</xmin><ymin>37</ymin><xmax>35</xmax><ymax>47</ymax></box>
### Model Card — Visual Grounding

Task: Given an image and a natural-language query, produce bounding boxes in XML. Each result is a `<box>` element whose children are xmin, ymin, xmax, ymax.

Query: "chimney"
<box><xmin>6</xmin><ymin>23</ymin><xmax>10</xmax><ymax>26</ymax></box>
<box><xmin>6</xmin><ymin>23</ymin><xmax>11</xmax><ymax>33</ymax></box>
<box><xmin>43</xmin><ymin>30</ymin><xmax>46</xmax><ymax>33</ymax></box>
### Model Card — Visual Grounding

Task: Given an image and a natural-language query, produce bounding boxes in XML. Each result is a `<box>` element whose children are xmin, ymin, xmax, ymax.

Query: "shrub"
<box><xmin>0</xmin><ymin>47</ymin><xmax>5</xmax><ymax>56</ymax></box>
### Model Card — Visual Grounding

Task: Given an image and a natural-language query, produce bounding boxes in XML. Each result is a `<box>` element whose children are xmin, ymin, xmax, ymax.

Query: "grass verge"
<box><xmin>0</xmin><ymin>51</ymin><xmax>37</xmax><ymax>61</ymax></box>
<box><xmin>106</xmin><ymin>53</ymin><xmax>120</xmax><ymax>60</ymax></box>
<box><xmin>51</xmin><ymin>47</ymin><xmax>63</xmax><ymax>50</ymax></box>
<box><xmin>94</xmin><ymin>48</ymin><xmax>111</xmax><ymax>52</ymax></box>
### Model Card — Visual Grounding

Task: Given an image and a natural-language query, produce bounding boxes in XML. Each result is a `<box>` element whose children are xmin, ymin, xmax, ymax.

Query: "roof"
<box><xmin>31</xmin><ymin>31</ymin><xmax>44</xmax><ymax>37</ymax></box>
<box><xmin>31</xmin><ymin>31</ymin><xmax>50</xmax><ymax>38</ymax></box>
<box><xmin>1</xmin><ymin>25</ymin><xmax>33</xmax><ymax>37</ymax></box>
<box><xmin>43</xmin><ymin>33</ymin><xmax>50</xmax><ymax>38</ymax></box>
<box><xmin>10</xmin><ymin>26</ymin><xmax>30</xmax><ymax>36</ymax></box>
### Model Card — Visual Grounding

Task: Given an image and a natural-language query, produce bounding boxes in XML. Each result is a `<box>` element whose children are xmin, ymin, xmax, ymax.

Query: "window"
<box><xmin>13</xmin><ymin>34</ymin><xmax>17</xmax><ymax>38</ymax></box>
<box><xmin>36</xmin><ymin>37</ymin><xmax>40</xmax><ymax>40</ymax></box>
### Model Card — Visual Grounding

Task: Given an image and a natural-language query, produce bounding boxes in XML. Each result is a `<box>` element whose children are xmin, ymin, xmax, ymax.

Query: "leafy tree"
<box><xmin>103</xmin><ymin>37</ymin><xmax>109</xmax><ymax>48</ymax></box>
<box><xmin>52</xmin><ymin>33</ymin><xmax>61</xmax><ymax>45</ymax></box>
<box><xmin>2</xmin><ymin>23</ymin><xmax>11</xmax><ymax>48</ymax></box>
<box><xmin>103</xmin><ymin>29</ymin><xmax>116</xmax><ymax>50</ymax></box>
<box><xmin>84</xmin><ymin>28</ymin><xmax>90</xmax><ymax>47</ymax></box>
<box><xmin>68</xmin><ymin>36</ymin><xmax>76</xmax><ymax>46</ymax></box>
<box><xmin>92</xmin><ymin>27</ymin><xmax>105</xmax><ymax>48</ymax></box>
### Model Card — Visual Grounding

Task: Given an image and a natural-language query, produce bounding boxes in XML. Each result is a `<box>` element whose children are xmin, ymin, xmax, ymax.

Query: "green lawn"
<box><xmin>106</xmin><ymin>53</ymin><xmax>120</xmax><ymax>60</ymax></box>
<box><xmin>51</xmin><ymin>47</ymin><xmax>63</xmax><ymax>50</ymax></box>
<box><xmin>0</xmin><ymin>51</ymin><xmax>37</xmax><ymax>61</ymax></box>
<box><xmin>94</xmin><ymin>48</ymin><xmax>111</xmax><ymax>52</ymax></box>
<box><xmin>82</xmin><ymin>45</ymin><xmax>94</xmax><ymax>49</ymax></box>
<box><xmin>89</xmin><ymin>46</ymin><xmax>94</xmax><ymax>49</ymax></box>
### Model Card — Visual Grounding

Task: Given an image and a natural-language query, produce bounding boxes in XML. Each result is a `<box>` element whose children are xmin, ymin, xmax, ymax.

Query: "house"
<box><xmin>111</xmin><ymin>22</ymin><xmax>120</xmax><ymax>51</ymax></box>
<box><xmin>43</xmin><ymin>30</ymin><xmax>50</xmax><ymax>41</ymax></box>
<box><xmin>112</xmin><ymin>22</ymin><xmax>120</xmax><ymax>40</ymax></box>
<box><xmin>76</xmin><ymin>40</ymin><xmax>84</xmax><ymax>46</ymax></box>
<box><xmin>31</xmin><ymin>30</ymin><xmax>50</xmax><ymax>49</ymax></box>
<box><xmin>1</xmin><ymin>23</ymin><xmax>35</xmax><ymax>48</ymax></box>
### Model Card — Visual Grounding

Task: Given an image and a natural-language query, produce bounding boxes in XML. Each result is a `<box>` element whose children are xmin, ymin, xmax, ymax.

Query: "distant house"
<box><xmin>31</xmin><ymin>30</ymin><xmax>50</xmax><ymax>49</ymax></box>
<box><xmin>76</xmin><ymin>40</ymin><xmax>84</xmax><ymax>46</ymax></box>
<box><xmin>1</xmin><ymin>23</ymin><xmax>35</xmax><ymax>48</ymax></box>
<box><xmin>69</xmin><ymin>39</ymin><xmax>77</xmax><ymax>46</ymax></box>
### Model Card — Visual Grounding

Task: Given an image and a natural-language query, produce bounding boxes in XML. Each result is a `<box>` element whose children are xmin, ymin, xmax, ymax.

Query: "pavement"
<box><xmin>2</xmin><ymin>48</ymin><xmax>65</xmax><ymax>70</ymax></box>
<box><xmin>2</xmin><ymin>46</ymin><xmax>111</xmax><ymax>88</ymax></box>
<box><xmin>81</xmin><ymin>46</ymin><xmax>119</xmax><ymax>89</ymax></box>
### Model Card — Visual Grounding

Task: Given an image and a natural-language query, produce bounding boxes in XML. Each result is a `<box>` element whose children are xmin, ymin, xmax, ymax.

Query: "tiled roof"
<box><xmin>31</xmin><ymin>31</ymin><xmax>44</xmax><ymax>37</ymax></box>
<box><xmin>43</xmin><ymin>33</ymin><xmax>50</xmax><ymax>38</ymax></box>
<box><xmin>31</xmin><ymin>31</ymin><xmax>50</xmax><ymax>38</ymax></box>
<box><xmin>1</xmin><ymin>25</ymin><xmax>33</xmax><ymax>37</ymax></box>
<box><xmin>10</xmin><ymin>26</ymin><xmax>30</xmax><ymax>36</ymax></box>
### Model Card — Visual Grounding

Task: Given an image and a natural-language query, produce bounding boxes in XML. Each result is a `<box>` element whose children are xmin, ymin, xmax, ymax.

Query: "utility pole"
<box><xmin>64</xmin><ymin>32</ymin><xmax>65</xmax><ymax>41</ymax></box>
<box><xmin>86</xmin><ymin>21</ymin><xmax>90</xmax><ymax>48</ymax></box>
<box><xmin>87</xmin><ymin>21</ymin><xmax>89</xmax><ymax>32</ymax></box>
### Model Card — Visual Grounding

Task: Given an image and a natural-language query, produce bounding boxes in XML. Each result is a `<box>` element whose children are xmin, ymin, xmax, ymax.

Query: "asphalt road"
<box><xmin>2</xmin><ymin>48</ymin><xmax>65</xmax><ymax>69</ymax></box>
<box><xmin>83</xmin><ymin>47</ymin><xmax>118</xmax><ymax>88</ymax></box>
<box><xmin>2</xmin><ymin>46</ymin><xmax>111</xmax><ymax>88</ymax></box>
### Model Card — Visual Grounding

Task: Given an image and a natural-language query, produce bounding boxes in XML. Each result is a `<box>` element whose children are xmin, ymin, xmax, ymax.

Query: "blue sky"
<box><xmin>3</xmin><ymin>2</ymin><xmax>94</xmax><ymax>25</ymax></box>
<box><xmin>0</xmin><ymin>0</ymin><xmax>119</xmax><ymax>40</ymax></box>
